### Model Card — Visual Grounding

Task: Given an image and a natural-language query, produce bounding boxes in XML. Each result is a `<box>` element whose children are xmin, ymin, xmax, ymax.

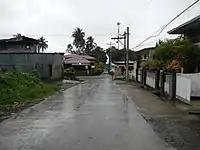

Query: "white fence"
<box><xmin>146</xmin><ymin>72</ymin><xmax>155</xmax><ymax>88</ymax></box>
<box><xmin>176</xmin><ymin>74</ymin><xmax>191</xmax><ymax>103</ymax></box>
<box><xmin>178</xmin><ymin>73</ymin><xmax>200</xmax><ymax>97</ymax></box>
<box><xmin>164</xmin><ymin>74</ymin><xmax>170</xmax><ymax>95</ymax></box>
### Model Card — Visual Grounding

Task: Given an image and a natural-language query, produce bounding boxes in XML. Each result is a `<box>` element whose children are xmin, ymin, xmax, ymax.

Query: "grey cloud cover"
<box><xmin>0</xmin><ymin>0</ymin><xmax>200</xmax><ymax>52</ymax></box>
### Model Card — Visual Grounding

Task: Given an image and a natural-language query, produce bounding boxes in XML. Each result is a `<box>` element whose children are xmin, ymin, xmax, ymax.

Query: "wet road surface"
<box><xmin>0</xmin><ymin>76</ymin><xmax>176</xmax><ymax>150</ymax></box>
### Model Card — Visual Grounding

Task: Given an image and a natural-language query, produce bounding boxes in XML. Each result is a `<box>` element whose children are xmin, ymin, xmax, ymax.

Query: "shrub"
<box><xmin>0</xmin><ymin>71</ymin><xmax>59</xmax><ymax>112</ymax></box>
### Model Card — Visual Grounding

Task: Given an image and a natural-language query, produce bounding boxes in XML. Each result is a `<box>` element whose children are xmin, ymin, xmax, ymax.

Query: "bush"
<box><xmin>90</xmin><ymin>62</ymin><xmax>105</xmax><ymax>75</ymax></box>
<box><xmin>64</xmin><ymin>67</ymin><xmax>74</xmax><ymax>77</ymax></box>
<box><xmin>0</xmin><ymin>71</ymin><xmax>59</xmax><ymax>112</ymax></box>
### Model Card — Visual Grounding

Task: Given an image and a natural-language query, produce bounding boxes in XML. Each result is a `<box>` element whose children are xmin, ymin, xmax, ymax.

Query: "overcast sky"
<box><xmin>0</xmin><ymin>0</ymin><xmax>200</xmax><ymax>52</ymax></box>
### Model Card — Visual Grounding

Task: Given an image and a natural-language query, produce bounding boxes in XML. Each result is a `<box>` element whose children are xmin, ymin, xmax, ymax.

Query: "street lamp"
<box><xmin>117</xmin><ymin>22</ymin><xmax>121</xmax><ymax>50</ymax></box>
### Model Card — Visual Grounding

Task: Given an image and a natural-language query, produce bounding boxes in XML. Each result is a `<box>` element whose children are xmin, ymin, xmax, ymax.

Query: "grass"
<box><xmin>0</xmin><ymin>71</ymin><xmax>60</xmax><ymax>116</ymax></box>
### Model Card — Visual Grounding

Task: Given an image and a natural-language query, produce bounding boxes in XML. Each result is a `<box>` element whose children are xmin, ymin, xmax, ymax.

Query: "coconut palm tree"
<box><xmin>13</xmin><ymin>33</ymin><xmax>22</xmax><ymax>40</ymax></box>
<box><xmin>85</xmin><ymin>36</ymin><xmax>97</xmax><ymax>55</ymax></box>
<box><xmin>72</xmin><ymin>27</ymin><xmax>85</xmax><ymax>53</ymax></box>
<box><xmin>38</xmin><ymin>36</ymin><xmax>48</xmax><ymax>53</ymax></box>
<box><xmin>66</xmin><ymin>44</ymin><xmax>73</xmax><ymax>53</ymax></box>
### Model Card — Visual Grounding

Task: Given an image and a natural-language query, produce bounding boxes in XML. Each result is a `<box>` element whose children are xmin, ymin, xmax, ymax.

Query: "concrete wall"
<box><xmin>0</xmin><ymin>44</ymin><xmax>38</xmax><ymax>53</ymax></box>
<box><xmin>164</xmin><ymin>74</ymin><xmax>170</xmax><ymax>95</ymax></box>
<box><xmin>176</xmin><ymin>74</ymin><xmax>191</xmax><ymax>103</ymax></box>
<box><xmin>0</xmin><ymin>53</ymin><xmax>63</xmax><ymax>80</ymax></box>
<box><xmin>146</xmin><ymin>71</ymin><xmax>156</xmax><ymax>88</ymax></box>
<box><xmin>178</xmin><ymin>73</ymin><xmax>200</xmax><ymax>97</ymax></box>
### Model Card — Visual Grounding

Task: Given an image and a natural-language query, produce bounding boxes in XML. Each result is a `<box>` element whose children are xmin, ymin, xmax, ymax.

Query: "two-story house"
<box><xmin>0</xmin><ymin>36</ymin><xmax>40</xmax><ymax>53</ymax></box>
<box><xmin>168</xmin><ymin>15</ymin><xmax>200</xmax><ymax>46</ymax></box>
<box><xmin>135</xmin><ymin>47</ymin><xmax>155</xmax><ymax>61</ymax></box>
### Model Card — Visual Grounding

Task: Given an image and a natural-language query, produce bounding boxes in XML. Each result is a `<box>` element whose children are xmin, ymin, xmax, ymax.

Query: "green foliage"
<box><xmin>72</xmin><ymin>27</ymin><xmax>85</xmax><ymax>52</ymax></box>
<box><xmin>90</xmin><ymin>46</ymin><xmax>107</xmax><ymax>63</ymax></box>
<box><xmin>141</xmin><ymin>60</ymin><xmax>168</xmax><ymax>69</ymax></box>
<box><xmin>70</xmin><ymin>28</ymin><xmax>107</xmax><ymax>63</ymax></box>
<box><xmin>154</xmin><ymin>37</ymin><xmax>200</xmax><ymax>72</ymax></box>
<box><xmin>64</xmin><ymin>67</ymin><xmax>76</xmax><ymax>80</ymax></box>
<box><xmin>0</xmin><ymin>71</ymin><xmax>59</xmax><ymax>112</ymax></box>
<box><xmin>91</xmin><ymin>62</ymin><xmax>105</xmax><ymax>75</ymax></box>
<box><xmin>106</xmin><ymin>47</ymin><xmax>136</xmax><ymax>62</ymax></box>
<box><xmin>38</xmin><ymin>36</ymin><xmax>48</xmax><ymax>52</ymax></box>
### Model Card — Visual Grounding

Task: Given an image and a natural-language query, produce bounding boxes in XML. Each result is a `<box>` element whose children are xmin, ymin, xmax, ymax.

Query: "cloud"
<box><xmin>0</xmin><ymin>0</ymin><xmax>200</xmax><ymax>52</ymax></box>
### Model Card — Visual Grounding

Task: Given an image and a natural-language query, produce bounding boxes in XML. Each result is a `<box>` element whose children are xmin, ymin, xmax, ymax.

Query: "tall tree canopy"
<box><xmin>85</xmin><ymin>36</ymin><xmax>96</xmax><ymax>54</ymax></box>
<box><xmin>72</xmin><ymin>27</ymin><xmax>85</xmax><ymax>53</ymax></box>
<box><xmin>66</xmin><ymin>44</ymin><xmax>73</xmax><ymax>53</ymax></box>
<box><xmin>106</xmin><ymin>46</ymin><xmax>136</xmax><ymax>62</ymax></box>
<box><xmin>154</xmin><ymin>37</ymin><xmax>200</xmax><ymax>72</ymax></box>
<box><xmin>69</xmin><ymin>27</ymin><xmax>107</xmax><ymax>63</ymax></box>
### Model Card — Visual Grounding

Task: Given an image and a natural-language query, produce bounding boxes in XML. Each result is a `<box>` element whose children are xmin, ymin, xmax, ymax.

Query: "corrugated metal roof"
<box><xmin>64</xmin><ymin>57</ymin><xmax>91</xmax><ymax>65</ymax></box>
<box><xmin>168</xmin><ymin>15</ymin><xmax>200</xmax><ymax>34</ymax></box>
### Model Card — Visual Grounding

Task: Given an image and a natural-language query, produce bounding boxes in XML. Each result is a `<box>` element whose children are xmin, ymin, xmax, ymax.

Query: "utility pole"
<box><xmin>126</xmin><ymin>27</ymin><xmax>130</xmax><ymax>82</ymax></box>
<box><xmin>123</xmin><ymin>32</ymin><xmax>127</xmax><ymax>78</ymax></box>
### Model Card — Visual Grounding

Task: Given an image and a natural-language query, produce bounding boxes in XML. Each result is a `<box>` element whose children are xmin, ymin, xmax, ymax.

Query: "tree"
<box><xmin>91</xmin><ymin>46</ymin><xmax>107</xmax><ymax>63</ymax></box>
<box><xmin>85</xmin><ymin>36</ymin><xmax>96</xmax><ymax>54</ymax></box>
<box><xmin>13</xmin><ymin>33</ymin><xmax>22</xmax><ymax>38</ymax></box>
<box><xmin>106</xmin><ymin>47</ymin><xmax>136</xmax><ymax>62</ymax></box>
<box><xmin>72</xmin><ymin>27</ymin><xmax>85</xmax><ymax>53</ymax></box>
<box><xmin>66</xmin><ymin>44</ymin><xmax>73</xmax><ymax>53</ymax></box>
<box><xmin>154</xmin><ymin>37</ymin><xmax>200</xmax><ymax>72</ymax></box>
<box><xmin>38</xmin><ymin>36</ymin><xmax>48</xmax><ymax>53</ymax></box>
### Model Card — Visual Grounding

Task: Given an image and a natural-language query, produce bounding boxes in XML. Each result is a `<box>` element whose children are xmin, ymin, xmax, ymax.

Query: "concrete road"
<box><xmin>0</xmin><ymin>76</ymin><xmax>176</xmax><ymax>150</ymax></box>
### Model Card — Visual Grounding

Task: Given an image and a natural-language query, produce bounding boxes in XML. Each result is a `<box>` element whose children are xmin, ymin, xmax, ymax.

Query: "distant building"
<box><xmin>168</xmin><ymin>15</ymin><xmax>200</xmax><ymax>46</ymax></box>
<box><xmin>135</xmin><ymin>47</ymin><xmax>155</xmax><ymax>60</ymax></box>
<box><xmin>0</xmin><ymin>36</ymin><xmax>40</xmax><ymax>53</ymax></box>
<box><xmin>64</xmin><ymin>54</ymin><xmax>96</xmax><ymax>76</ymax></box>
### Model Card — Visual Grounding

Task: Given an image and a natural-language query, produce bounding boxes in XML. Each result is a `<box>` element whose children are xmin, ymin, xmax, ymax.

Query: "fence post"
<box><xmin>170</xmin><ymin>71</ymin><xmax>176</xmax><ymax>101</ymax></box>
<box><xmin>136</xmin><ymin>68</ymin><xmax>138</xmax><ymax>82</ymax></box>
<box><xmin>155</xmin><ymin>69</ymin><xmax>160</xmax><ymax>90</ymax></box>
<box><xmin>142</xmin><ymin>68</ymin><xmax>147</xmax><ymax>86</ymax></box>
<box><xmin>160</xmin><ymin>71</ymin><xmax>165</xmax><ymax>95</ymax></box>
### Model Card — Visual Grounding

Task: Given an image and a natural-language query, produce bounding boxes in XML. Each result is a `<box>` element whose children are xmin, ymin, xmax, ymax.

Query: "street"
<box><xmin>0</xmin><ymin>76</ymin><xmax>175</xmax><ymax>150</ymax></box>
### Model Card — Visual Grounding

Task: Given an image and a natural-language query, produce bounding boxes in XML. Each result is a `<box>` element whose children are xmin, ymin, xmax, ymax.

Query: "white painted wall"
<box><xmin>178</xmin><ymin>73</ymin><xmax>200</xmax><ymax>97</ymax></box>
<box><xmin>176</xmin><ymin>74</ymin><xmax>191</xmax><ymax>103</ymax></box>
<box><xmin>146</xmin><ymin>72</ymin><xmax>155</xmax><ymax>88</ymax></box>
<box><xmin>164</xmin><ymin>74</ymin><xmax>170</xmax><ymax>95</ymax></box>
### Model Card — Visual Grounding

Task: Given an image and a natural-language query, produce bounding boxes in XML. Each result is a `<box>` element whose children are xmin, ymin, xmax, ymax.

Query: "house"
<box><xmin>112</xmin><ymin>60</ymin><xmax>135</xmax><ymax>78</ymax></box>
<box><xmin>168</xmin><ymin>15</ymin><xmax>200</xmax><ymax>46</ymax></box>
<box><xmin>64</xmin><ymin>54</ymin><xmax>96</xmax><ymax>76</ymax></box>
<box><xmin>0</xmin><ymin>36</ymin><xmax>40</xmax><ymax>53</ymax></box>
<box><xmin>135</xmin><ymin>47</ymin><xmax>155</xmax><ymax>60</ymax></box>
<box><xmin>0</xmin><ymin>53</ymin><xmax>64</xmax><ymax>80</ymax></box>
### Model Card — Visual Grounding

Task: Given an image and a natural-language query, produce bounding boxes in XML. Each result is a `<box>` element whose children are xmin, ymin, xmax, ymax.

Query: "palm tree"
<box><xmin>72</xmin><ymin>27</ymin><xmax>85</xmax><ymax>53</ymax></box>
<box><xmin>85</xmin><ymin>36</ymin><xmax>97</xmax><ymax>54</ymax></box>
<box><xmin>13</xmin><ymin>33</ymin><xmax>22</xmax><ymax>40</ymax></box>
<box><xmin>38</xmin><ymin>36</ymin><xmax>48</xmax><ymax>53</ymax></box>
<box><xmin>66</xmin><ymin>44</ymin><xmax>73</xmax><ymax>53</ymax></box>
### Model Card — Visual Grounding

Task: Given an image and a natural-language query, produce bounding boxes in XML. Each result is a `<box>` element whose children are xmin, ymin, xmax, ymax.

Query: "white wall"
<box><xmin>146</xmin><ymin>72</ymin><xmax>155</xmax><ymax>88</ymax></box>
<box><xmin>164</xmin><ymin>74</ymin><xmax>170</xmax><ymax>95</ymax></box>
<box><xmin>176</xmin><ymin>74</ymin><xmax>191</xmax><ymax>103</ymax></box>
<box><xmin>178</xmin><ymin>73</ymin><xmax>200</xmax><ymax>97</ymax></box>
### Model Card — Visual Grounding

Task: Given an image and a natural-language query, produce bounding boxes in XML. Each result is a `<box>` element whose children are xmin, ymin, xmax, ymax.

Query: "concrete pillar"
<box><xmin>169</xmin><ymin>72</ymin><xmax>176</xmax><ymax>100</ymax></box>
<box><xmin>142</xmin><ymin>68</ymin><xmax>147</xmax><ymax>86</ymax></box>
<box><xmin>160</xmin><ymin>71</ymin><xmax>165</xmax><ymax>96</ymax></box>
<box><xmin>136</xmin><ymin>68</ymin><xmax>138</xmax><ymax>82</ymax></box>
<box><xmin>155</xmin><ymin>69</ymin><xmax>160</xmax><ymax>90</ymax></box>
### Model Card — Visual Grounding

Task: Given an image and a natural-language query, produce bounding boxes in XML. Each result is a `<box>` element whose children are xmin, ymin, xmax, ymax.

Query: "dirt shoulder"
<box><xmin>116</xmin><ymin>80</ymin><xmax>200</xmax><ymax>150</ymax></box>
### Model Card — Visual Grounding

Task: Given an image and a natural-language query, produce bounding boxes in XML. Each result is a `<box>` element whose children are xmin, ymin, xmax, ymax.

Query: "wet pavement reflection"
<box><xmin>0</xmin><ymin>76</ymin><xmax>176</xmax><ymax>150</ymax></box>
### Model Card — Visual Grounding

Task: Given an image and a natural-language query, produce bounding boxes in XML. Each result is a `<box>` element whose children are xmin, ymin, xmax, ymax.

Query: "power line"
<box><xmin>132</xmin><ymin>0</ymin><xmax>200</xmax><ymax>50</ymax></box>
